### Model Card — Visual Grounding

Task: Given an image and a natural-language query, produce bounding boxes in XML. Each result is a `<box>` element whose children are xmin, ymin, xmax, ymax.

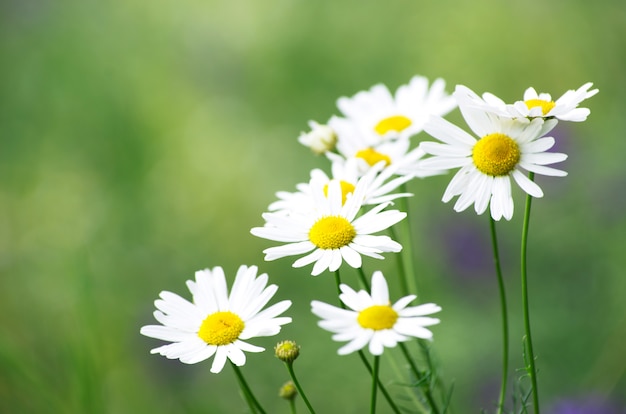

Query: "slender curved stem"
<box><xmin>357</xmin><ymin>267</ymin><xmax>371</xmax><ymax>290</ymax></box>
<box><xmin>521</xmin><ymin>172</ymin><xmax>540</xmax><ymax>413</ymax></box>
<box><xmin>393</xmin><ymin>187</ymin><xmax>419</xmax><ymax>297</ymax></box>
<box><xmin>334</xmin><ymin>269</ymin><xmax>343</xmax><ymax>297</ymax></box>
<box><xmin>358</xmin><ymin>352</ymin><xmax>404</xmax><ymax>414</ymax></box>
<box><xmin>285</xmin><ymin>362</ymin><xmax>316</xmax><ymax>414</ymax></box>
<box><xmin>231</xmin><ymin>363</ymin><xmax>266</xmax><ymax>414</ymax></box>
<box><xmin>489</xmin><ymin>217</ymin><xmax>509</xmax><ymax>414</ymax></box>
<box><xmin>398</xmin><ymin>343</ymin><xmax>440</xmax><ymax>414</ymax></box>
<box><xmin>370</xmin><ymin>355</ymin><xmax>380</xmax><ymax>414</ymax></box>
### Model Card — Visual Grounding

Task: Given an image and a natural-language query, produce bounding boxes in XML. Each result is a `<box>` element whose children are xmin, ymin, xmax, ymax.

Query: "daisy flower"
<box><xmin>268</xmin><ymin>158</ymin><xmax>413</xmax><ymax>215</ymax></box>
<box><xmin>453</xmin><ymin>83</ymin><xmax>598</xmax><ymax>122</ymax></box>
<box><xmin>330</xmin><ymin>75</ymin><xmax>457</xmax><ymax>144</ymax></box>
<box><xmin>140</xmin><ymin>265</ymin><xmax>292</xmax><ymax>373</ymax></box>
<box><xmin>311</xmin><ymin>270</ymin><xmax>441</xmax><ymax>355</ymax></box>
<box><xmin>250</xmin><ymin>174</ymin><xmax>406</xmax><ymax>276</ymax></box>
<box><xmin>419</xmin><ymin>85</ymin><xmax>568</xmax><ymax>221</ymax></box>
<box><xmin>508</xmin><ymin>82</ymin><xmax>598</xmax><ymax>122</ymax></box>
<box><xmin>326</xmin><ymin>132</ymin><xmax>445</xmax><ymax>179</ymax></box>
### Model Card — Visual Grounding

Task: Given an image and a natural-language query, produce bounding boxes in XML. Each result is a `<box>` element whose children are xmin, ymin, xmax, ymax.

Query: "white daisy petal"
<box><xmin>519</xmin><ymin>162</ymin><xmax>568</xmax><ymax>177</ymax></box>
<box><xmin>338</xmin><ymin>331</ymin><xmax>374</xmax><ymax>355</ymax></box>
<box><xmin>210</xmin><ymin>347</ymin><xmax>229</xmax><ymax>373</ymax></box>
<box><xmin>522</xmin><ymin>152</ymin><xmax>567</xmax><ymax>166</ymax></box>
<box><xmin>392</xmin><ymin>295</ymin><xmax>417</xmax><ymax>311</ymax></box>
<box><xmin>180</xmin><ymin>345</ymin><xmax>218</xmax><ymax>365</ymax></box>
<box><xmin>370</xmin><ymin>271</ymin><xmax>389</xmax><ymax>304</ymax></box>
<box><xmin>140</xmin><ymin>326</ymin><xmax>197</xmax><ymax>343</ymax></box>
<box><xmin>340</xmin><ymin>246</ymin><xmax>362</xmax><ymax>269</ymax></box>
<box><xmin>512</xmin><ymin>170</ymin><xmax>543</xmax><ymax>198</ymax></box>
<box><xmin>398</xmin><ymin>303</ymin><xmax>441</xmax><ymax>317</ymax></box>
<box><xmin>522</xmin><ymin>137</ymin><xmax>556</xmax><ymax>153</ymax></box>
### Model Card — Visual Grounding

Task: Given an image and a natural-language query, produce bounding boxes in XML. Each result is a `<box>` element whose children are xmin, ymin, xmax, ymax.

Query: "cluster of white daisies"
<box><xmin>140</xmin><ymin>76</ymin><xmax>596</xmax><ymax>375</ymax></box>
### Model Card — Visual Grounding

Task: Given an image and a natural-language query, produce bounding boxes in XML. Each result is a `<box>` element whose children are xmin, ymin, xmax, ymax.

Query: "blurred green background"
<box><xmin>2</xmin><ymin>0</ymin><xmax>625</xmax><ymax>413</ymax></box>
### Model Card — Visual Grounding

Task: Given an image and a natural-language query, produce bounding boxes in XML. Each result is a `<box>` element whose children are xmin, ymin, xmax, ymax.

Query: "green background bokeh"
<box><xmin>1</xmin><ymin>0</ymin><xmax>625</xmax><ymax>412</ymax></box>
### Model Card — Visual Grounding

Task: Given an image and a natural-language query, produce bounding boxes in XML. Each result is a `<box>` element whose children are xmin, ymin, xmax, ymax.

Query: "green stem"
<box><xmin>489</xmin><ymin>216</ymin><xmax>509</xmax><ymax>414</ymax></box>
<box><xmin>359</xmin><ymin>351</ymin><xmax>405</xmax><ymax>414</ymax></box>
<box><xmin>334</xmin><ymin>269</ymin><xmax>343</xmax><ymax>297</ymax></box>
<box><xmin>521</xmin><ymin>172</ymin><xmax>540</xmax><ymax>413</ymax></box>
<box><xmin>231</xmin><ymin>363</ymin><xmax>265</xmax><ymax>414</ymax></box>
<box><xmin>289</xmin><ymin>398</ymin><xmax>297</xmax><ymax>414</ymax></box>
<box><xmin>357</xmin><ymin>267</ymin><xmax>371</xmax><ymax>290</ymax></box>
<box><xmin>398</xmin><ymin>342</ymin><xmax>440</xmax><ymax>414</ymax></box>
<box><xmin>285</xmin><ymin>362</ymin><xmax>316</xmax><ymax>414</ymax></box>
<box><xmin>394</xmin><ymin>187</ymin><xmax>419</xmax><ymax>297</ymax></box>
<box><xmin>370</xmin><ymin>355</ymin><xmax>380</xmax><ymax>414</ymax></box>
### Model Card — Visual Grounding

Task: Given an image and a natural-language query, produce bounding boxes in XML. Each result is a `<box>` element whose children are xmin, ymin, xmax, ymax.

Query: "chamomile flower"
<box><xmin>140</xmin><ymin>265</ymin><xmax>292</xmax><ymax>373</ymax></box>
<box><xmin>250</xmin><ymin>175</ymin><xmax>406</xmax><ymax>276</ymax></box>
<box><xmin>453</xmin><ymin>83</ymin><xmax>598</xmax><ymax>122</ymax></box>
<box><xmin>268</xmin><ymin>158</ymin><xmax>413</xmax><ymax>215</ymax></box>
<box><xmin>311</xmin><ymin>271</ymin><xmax>441</xmax><ymax>355</ymax></box>
<box><xmin>327</xmin><ymin>133</ymin><xmax>445</xmax><ymax>179</ymax></box>
<box><xmin>508</xmin><ymin>82</ymin><xmax>598</xmax><ymax>122</ymax></box>
<box><xmin>331</xmin><ymin>75</ymin><xmax>456</xmax><ymax>144</ymax></box>
<box><xmin>420</xmin><ymin>86</ymin><xmax>568</xmax><ymax>221</ymax></box>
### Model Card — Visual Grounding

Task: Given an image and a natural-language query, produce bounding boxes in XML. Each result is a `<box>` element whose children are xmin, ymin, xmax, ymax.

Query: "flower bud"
<box><xmin>274</xmin><ymin>340</ymin><xmax>300</xmax><ymax>363</ymax></box>
<box><xmin>278</xmin><ymin>380</ymin><xmax>297</xmax><ymax>400</ymax></box>
<box><xmin>298</xmin><ymin>121</ymin><xmax>337</xmax><ymax>155</ymax></box>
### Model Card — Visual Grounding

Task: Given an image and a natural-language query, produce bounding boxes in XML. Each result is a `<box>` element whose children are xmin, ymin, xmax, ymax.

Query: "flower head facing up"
<box><xmin>140</xmin><ymin>265</ymin><xmax>292</xmax><ymax>373</ymax></box>
<box><xmin>453</xmin><ymin>83</ymin><xmax>598</xmax><ymax>123</ymax></box>
<box><xmin>510</xmin><ymin>82</ymin><xmax>598</xmax><ymax>122</ymax></box>
<box><xmin>419</xmin><ymin>85</ymin><xmax>568</xmax><ymax>221</ymax></box>
<box><xmin>331</xmin><ymin>75</ymin><xmax>457</xmax><ymax>144</ymax></box>
<box><xmin>311</xmin><ymin>271</ymin><xmax>441</xmax><ymax>355</ymax></box>
<box><xmin>268</xmin><ymin>159</ymin><xmax>415</xmax><ymax>217</ymax></box>
<box><xmin>251</xmin><ymin>169</ymin><xmax>406</xmax><ymax>276</ymax></box>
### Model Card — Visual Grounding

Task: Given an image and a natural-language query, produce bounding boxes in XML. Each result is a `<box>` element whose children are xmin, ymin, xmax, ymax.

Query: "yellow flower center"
<box><xmin>525</xmin><ymin>99</ymin><xmax>556</xmax><ymax>115</ymax></box>
<box><xmin>323</xmin><ymin>180</ymin><xmax>356</xmax><ymax>205</ymax></box>
<box><xmin>198</xmin><ymin>311</ymin><xmax>245</xmax><ymax>346</ymax></box>
<box><xmin>472</xmin><ymin>133</ymin><xmax>521</xmax><ymax>176</ymax></box>
<box><xmin>374</xmin><ymin>115</ymin><xmax>412</xmax><ymax>135</ymax></box>
<box><xmin>357</xmin><ymin>305</ymin><xmax>398</xmax><ymax>330</ymax></box>
<box><xmin>308</xmin><ymin>216</ymin><xmax>356</xmax><ymax>250</ymax></box>
<box><xmin>355</xmin><ymin>147</ymin><xmax>392</xmax><ymax>167</ymax></box>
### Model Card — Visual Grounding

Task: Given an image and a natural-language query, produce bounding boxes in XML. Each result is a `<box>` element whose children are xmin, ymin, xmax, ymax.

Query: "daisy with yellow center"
<box><xmin>311</xmin><ymin>271</ymin><xmax>441</xmax><ymax>355</ymax></box>
<box><xmin>330</xmin><ymin>75</ymin><xmax>457</xmax><ymax>146</ymax></box>
<box><xmin>419</xmin><ymin>86</ymin><xmax>568</xmax><ymax>221</ymax></box>
<box><xmin>453</xmin><ymin>83</ymin><xmax>598</xmax><ymax>123</ymax></box>
<box><xmin>140</xmin><ymin>265</ymin><xmax>292</xmax><ymax>373</ymax></box>
<box><xmin>325</xmin><ymin>132</ymin><xmax>447</xmax><ymax>180</ymax></box>
<box><xmin>267</xmin><ymin>158</ymin><xmax>414</xmax><ymax>216</ymax></box>
<box><xmin>250</xmin><ymin>173</ymin><xmax>406</xmax><ymax>276</ymax></box>
<box><xmin>509</xmin><ymin>83</ymin><xmax>598</xmax><ymax>122</ymax></box>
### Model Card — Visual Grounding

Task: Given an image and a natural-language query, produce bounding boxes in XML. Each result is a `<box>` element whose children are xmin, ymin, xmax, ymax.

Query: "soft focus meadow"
<box><xmin>2</xmin><ymin>0</ymin><xmax>626</xmax><ymax>413</ymax></box>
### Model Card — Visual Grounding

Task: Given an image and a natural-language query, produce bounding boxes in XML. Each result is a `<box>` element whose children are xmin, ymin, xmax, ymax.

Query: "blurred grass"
<box><xmin>1</xmin><ymin>0</ymin><xmax>625</xmax><ymax>412</ymax></box>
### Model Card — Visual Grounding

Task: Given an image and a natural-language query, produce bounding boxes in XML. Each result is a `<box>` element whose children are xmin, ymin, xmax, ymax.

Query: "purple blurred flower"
<box><xmin>549</xmin><ymin>395</ymin><xmax>625</xmax><ymax>414</ymax></box>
